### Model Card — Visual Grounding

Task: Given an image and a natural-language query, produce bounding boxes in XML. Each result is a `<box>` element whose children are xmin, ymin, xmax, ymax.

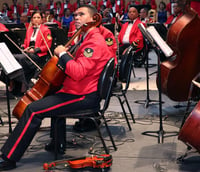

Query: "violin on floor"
<box><xmin>43</xmin><ymin>154</ymin><xmax>112</xmax><ymax>170</ymax></box>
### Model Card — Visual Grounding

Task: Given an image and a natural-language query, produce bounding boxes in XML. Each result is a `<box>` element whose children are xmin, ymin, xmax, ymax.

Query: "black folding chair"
<box><xmin>53</xmin><ymin>58</ymin><xmax>117</xmax><ymax>159</ymax></box>
<box><xmin>112</xmin><ymin>46</ymin><xmax>136</xmax><ymax>131</ymax></box>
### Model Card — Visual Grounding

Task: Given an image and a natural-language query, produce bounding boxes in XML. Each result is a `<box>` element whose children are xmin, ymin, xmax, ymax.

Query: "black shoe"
<box><xmin>73</xmin><ymin>118</ymin><xmax>101</xmax><ymax>132</ymax></box>
<box><xmin>45</xmin><ymin>140</ymin><xmax>65</xmax><ymax>154</ymax></box>
<box><xmin>112</xmin><ymin>82</ymin><xmax>122</xmax><ymax>92</ymax></box>
<box><xmin>0</xmin><ymin>156</ymin><xmax>16</xmax><ymax>171</ymax></box>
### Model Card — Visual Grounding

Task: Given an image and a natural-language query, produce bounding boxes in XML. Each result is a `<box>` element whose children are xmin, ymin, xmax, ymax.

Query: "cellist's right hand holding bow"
<box><xmin>55</xmin><ymin>45</ymin><xmax>74</xmax><ymax>72</ymax></box>
<box><xmin>54</xmin><ymin>45</ymin><xmax>69</xmax><ymax>58</ymax></box>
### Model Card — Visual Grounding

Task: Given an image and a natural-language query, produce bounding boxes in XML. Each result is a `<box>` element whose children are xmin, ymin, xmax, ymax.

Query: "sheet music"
<box><xmin>146</xmin><ymin>26</ymin><xmax>173</xmax><ymax>57</ymax></box>
<box><xmin>138</xmin><ymin>23</ymin><xmax>155</xmax><ymax>47</ymax></box>
<box><xmin>0</xmin><ymin>42</ymin><xmax>22</xmax><ymax>79</ymax></box>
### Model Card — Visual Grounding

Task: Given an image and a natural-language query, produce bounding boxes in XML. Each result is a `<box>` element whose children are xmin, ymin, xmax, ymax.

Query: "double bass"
<box><xmin>12</xmin><ymin>13</ymin><xmax>102</xmax><ymax>119</ymax></box>
<box><xmin>159</xmin><ymin>0</ymin><xmax>200</xmax><ymax>101</ymax></box>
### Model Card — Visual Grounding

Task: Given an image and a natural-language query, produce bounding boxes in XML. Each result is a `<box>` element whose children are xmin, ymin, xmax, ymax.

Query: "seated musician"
<box><xmin>73</xmin><ymin>23</ymin><xmax>118</xmax><ymax>132</ymax></box>
<box><xmin>118</xmin><ymin>6</ymin><xmax>144</xmax><ymax>57</ymax></box>
<box><xmin>139</xmin><ymin>7</ymin><xmax>153</xmax><ymax>26</ymax></box>
<box><xmin>9</xmin><ymin>11</ymin><xmax>52</xmax><ymax>96</ymax></box>
<box><xmin>165</xmin><ymin>2</ymin><xmax>183</xmax><ymax>28</ymax></box>
<box><xmin>0</xmin><ymin>5</ymin><xmax>113</xmax><ymax>170</ymax></box>
<box><xmin>19</xmin><ymin>12</ymin><xmax>30</xmax><ymax>29</ymax></box>
<box><xmin>44</xmin><ymin>9</ymin><xmax>62</xmax><ymax>28</ymax></box>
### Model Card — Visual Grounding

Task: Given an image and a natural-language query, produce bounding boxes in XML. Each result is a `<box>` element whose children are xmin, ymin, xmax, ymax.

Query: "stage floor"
<box><xmin>0</xmin><ymin>50</ymin><xmax>199</xmax><ymax>172</ymax></box>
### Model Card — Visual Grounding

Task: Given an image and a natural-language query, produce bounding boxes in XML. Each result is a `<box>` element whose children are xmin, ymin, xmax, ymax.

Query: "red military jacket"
<box><xmin>113</xmin><ymin>0</ymin><xmax>124</xmax><ymax>15</ymax></box>
<box><xmin>142</xmin><ymin>0</ymin><xmax>157</xmax><ymax>9</ymax></box>
<box><xmin>59</xmin><ymin>28</ymin><xmax>112</xmax><ymax>95</ymax></box>
<box><xmin>22</xmin><ymin>4</ymin><xmax>34</xmax><ymax>17</ymax></box>
<box><xmin>1</xmin><ymin>10</ymin><xmax>12</xmax><ymax>20</ymax></box>
<box><xmin>98</xmin><ymin>0</ymin><xmax>112</xmax><ymax>12</ymax></box>
<box><xmin>62</xmin><ymin>2</ymin><xmax>74</xmax><ymax>12</ymax></box>
<box><xmin>99</xmin><ymin>25</ymin><xmax>118</xmax><ymax>65</ymax></box>
<box><xmin>55</xmin><ymin>6</ymin><xmax>64</xmax><ymax>18</ymax></box>
<box><xmin>10</xmin><ymin>4</ymin><xmax>22</xmax><ymax>17</ymax></box>
<box><xmin>165</xmin><ymin>12</ymin><xmax>183</xmax><ymax>25</ymax></box>
<box><xmin>86</xmin><ymin>1</ymin><xmax>97</xmax><ymax>8</ymax></box>
<box><xmin>23</xmin><ymin>24</ymin><xmax>52</xmax><ymax>57</ymax></box>
<box><xmin>46</xmin><ymin>2</ymin><xmax>57</xmax><ymax>10</ymax></box>
<box><xmin>118</xmin><ymin>18</ymin><xmax>144</xmax><ymax>51</ymax></box>
<box><xmin>0</xmin><ymin>23</ymin><xmax>9</xmax><ymax>32</ymax></box>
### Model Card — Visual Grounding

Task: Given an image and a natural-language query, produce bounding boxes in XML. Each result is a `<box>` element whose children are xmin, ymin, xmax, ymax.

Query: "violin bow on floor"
<box><xmin>43</xmin><ymin>154</ymin><xmax>112</xmax><ymax>170</ymax></box>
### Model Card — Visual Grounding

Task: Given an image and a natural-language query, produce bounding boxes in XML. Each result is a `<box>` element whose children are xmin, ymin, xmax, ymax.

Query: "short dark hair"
<box><xmin>79</xmin><ymin>4</ymin><xmax>97</xmax><ymax>16</ymax></box>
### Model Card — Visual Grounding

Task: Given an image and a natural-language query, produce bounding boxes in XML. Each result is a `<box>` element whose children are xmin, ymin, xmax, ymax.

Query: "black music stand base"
<box><xmin>141</xmin><ymin>47</ymin><xmax>178</xmax><ymax>143</ymax></box>
<box><xmin>135</xmin><ymin>97</ymin><xmax>161</xmax><ymax>109</ymax></box>
<box><xmin>142</xmin><ymin>128</ymin><xmax>178</xmax><ymax>143</ymax></box>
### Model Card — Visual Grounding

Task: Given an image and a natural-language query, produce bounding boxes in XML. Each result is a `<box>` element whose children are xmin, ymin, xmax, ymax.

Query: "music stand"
<box><xmin>0</xmin><ymin>42</ymin><xmax>23</xmax><ymax>133</ymax></box>
<box><xmin>138</xmin><ymin>24</ymin><xmax>178</xmax><ymax>143</ymax></box>
<box><xmin>134</xmin><ymin>36</ymin><xmax>161</xmax><ymax>108</ymax></box>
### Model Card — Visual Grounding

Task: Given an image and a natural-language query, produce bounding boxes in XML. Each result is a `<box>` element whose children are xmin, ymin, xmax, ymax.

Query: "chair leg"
<box><xmin>54</xmin><ymin>118</ymin><xmax>59</xmax><ymax>160</ymax></box>
<box><xmin>123</xmin><ymin>93</ymin><xmax>135</xmax><ymax>123</ymax></box>
<box><xmin>117</xmin><ymin>96</ymin><xmax>132</xmax><ymax>130</ymax></box>
<box><xmin>132</xmin><ymin>66</ymin><xmax>136</xmax><ymax>78</ymax></box>
<box><xmin>89</xmin><ymin>117</ymin><xmax>110</xmax><ymax>154</ymax></box>
<box><xmin>101</xmin><ymin>115</ymin><xmax>117</xmax><ymax>151</ymax></box>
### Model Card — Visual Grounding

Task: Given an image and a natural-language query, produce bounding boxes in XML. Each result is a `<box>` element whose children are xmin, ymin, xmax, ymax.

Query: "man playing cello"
<box><xmin>0</xmin><ymin>5</ymin><xmax>112</xmax><ymax>171</ymax></box>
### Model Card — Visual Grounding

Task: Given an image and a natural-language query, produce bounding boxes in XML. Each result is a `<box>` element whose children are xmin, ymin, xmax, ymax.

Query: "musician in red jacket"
<box><xmin>85</xmin><ymin>0</ymin><xmax>97</xmax><ymax>8</ymax></box>
<box><xmin>10</xmin><ymin>11</ymin><xmax>52</xmax><ymax>96</ymax></box>
<box><xmin>97</xmin><ymin>0</ymin><xmax>112</xmax><ymax>12</ymax></box>
<box><xmin>165</xmin><ymin>2</ymin><xmax>183</xmax><ymax>28</ymax></box>
<box><xmin>55</xmin><ymin>1</ymin><xmax>64</xmax><ymax>20</ymax></box>
<box><xmin>1</xmin><ymin>3</ymin><xmax>12</xmax><ymax>20</ymax></box>
<box><xmin>46</xmin><ymin>0</ymin><xmax>56</xmax><ymax>10</ymax></box>
<box><xmin>111</xmin><ymin>0</ymin><xmax>125</xmax><ymax>15</ymax></box>
<box><xmin>22</xmin><ymin>0</ymin><xmax>34</xmax><ymax>17</ymax></box>
<box><xmin>62</xmin><ymin>0</ymin><xmax>74</xmax><ymax>12</ymax></box>
<box><xmin>118</xmin><ymin>7</ymin><xmax>144</xmax><ymax>57</ymax></box>
<box><xmin>142</xmin><ymin>0</ymin><xmax>157</xmax><ymax>10</ymax></box>
<box><xmin>73</xmin><ymin>0</ymin><xmax>86</xmax><ymax>11</ymax></box>
<box><xmin>0</xmin><ymin>5</ymin><xmax>112</xmax><ymax>170</ymax></box>
<box><xmin>10</xmin><ymin>0</ymin><xmax>22</xmax><ymax>20</ymax></box>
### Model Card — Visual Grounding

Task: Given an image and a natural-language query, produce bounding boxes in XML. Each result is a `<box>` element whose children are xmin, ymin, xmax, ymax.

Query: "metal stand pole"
<box><xmin>5</xmin><ymin>76</ymin><xmax>12</xmax><ymax>133</ymax></box>
<box><xmin>142</xmin><ymin>47</ymin><xmax>178</xmax><ymax>143</ymax></box>
<box><xmin>135</xmin><ymin>38</ymin><xmax>160</xmax><ymax>108</ymax></box>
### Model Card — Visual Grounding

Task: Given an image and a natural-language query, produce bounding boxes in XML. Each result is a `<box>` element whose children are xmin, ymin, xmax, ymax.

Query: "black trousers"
<box><xmin>1</xmin><ymin>92</ymin><xmax>100</xmax><ymax>162</ymax></box>
<box><xmin>119</xmin><ymin>44</ymin><xmax>130</xmax><ymax>59</ymax></box>
<box><xmin>14</xmin><ymin>53</ymin><xmax>47</xmax><ymax>85</ymax></box>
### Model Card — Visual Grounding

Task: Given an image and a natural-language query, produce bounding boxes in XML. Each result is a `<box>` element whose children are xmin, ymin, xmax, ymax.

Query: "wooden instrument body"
<box><xmin>12</xmin><ymin>13</ymin><xmax>102</xmax><ymax>119</ymax></box>
<box><xmin>178</xmin><ymin>101</ymin><xmax>200</xmax><ymax>151</ymax></box>
<box><xmin>160</xmin><ymin>9</ymin><xmax>200</xmax><ymax>101</ymax></box>
<box><xmin>12</xmin><ymin>56</ymin><xmax>65</xmax><ymax>119</ymax></box>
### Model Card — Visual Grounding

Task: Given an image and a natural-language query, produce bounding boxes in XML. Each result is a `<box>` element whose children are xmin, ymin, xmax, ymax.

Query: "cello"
<box><xmin>159</xmin><ymin>0</ymin><xmax>200</xmax><ymax>101</ymax></box>
<box><xmin>12</xmin><ymin>13</ymin><xmax>102</xmax><ymax>119</ymax></box>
